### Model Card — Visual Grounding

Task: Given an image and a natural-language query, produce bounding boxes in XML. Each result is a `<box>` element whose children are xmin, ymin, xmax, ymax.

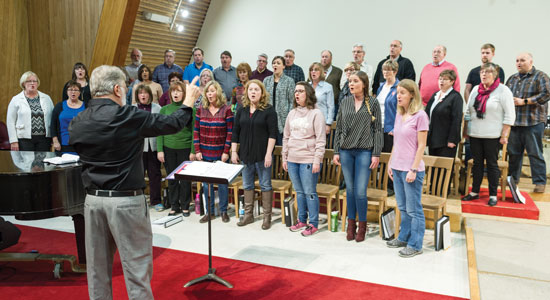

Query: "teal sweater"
<box><xmin>157</xmin><ymin>102</ymin><xmax>194</xmax><ymax>151</ymax></box>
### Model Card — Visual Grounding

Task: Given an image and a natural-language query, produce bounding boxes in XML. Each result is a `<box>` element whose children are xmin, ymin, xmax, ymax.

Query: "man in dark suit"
<box><xmin>372</xmin><ymin>40</ymin><xmax>416</xmax><ymax>96</ymax></box>
<box><xmin>321</xmin><ymin>50</ymin><xmax>343</xmax><ymax>119</ymax></box>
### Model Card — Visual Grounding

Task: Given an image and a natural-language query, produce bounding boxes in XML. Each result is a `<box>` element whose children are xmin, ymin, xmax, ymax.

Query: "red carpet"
<box><xmin>0</xmin><ymin>225</ymin><xmax>467</xmax><ymax>300</ymax></box>
<box><xmin>461</xmin><ymin>187</ymin><xmax>539</xmax><ymax>220</ymax></box>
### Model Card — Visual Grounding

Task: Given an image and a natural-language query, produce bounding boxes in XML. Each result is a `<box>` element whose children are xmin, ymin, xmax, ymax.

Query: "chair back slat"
<box><xmin>326</xmin><ymin>121</ymin><xmax>337</xmax><ymax>149</ymax></box>
<box><xmin>369</xmin><ymin>152</ymin><xmax>390</xmax><ymax>190</ymax></box>
<box><xmin>272</xmin><ymin>146</ymin><xmax>289</xmax><ymax>180</ymax></box>
<box><xmin>422</xmin><ymin>155</ymin><xmax>453</xmax><ymax>198</ymax></box>
<box><xmin>318</xmin><ymin>149</ymin><xmax>341</xmax><ymax>185</ymax></box>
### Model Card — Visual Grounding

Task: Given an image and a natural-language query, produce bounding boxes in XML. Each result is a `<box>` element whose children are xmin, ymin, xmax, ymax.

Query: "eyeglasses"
<box><xmin>344</xmin><ymin>68</ymin><xmax>356</xmax><ymax>72</ymax></box>
<box><xmin>257</xmin><ymin>60</ymin><xmax>267</xmax><ymax>63</ymax></box>
<box><xmin>25</xmin><ymin>80</ymin><xmax>38</xmax><ymax>83</ymax></box>
<box><xmin>479</xmin><ymin>70</ymin><xmax>493</xmax><ymax>75</ymax></box>
<box><xmin>67</xmin><ymin>89</ymin><xmax>80</xmax><ymax>92</ymax></box>
<box><xmin>295</xmin><ymin>89</ymin><xmax>306</xmax><ymax>94</ymax></box>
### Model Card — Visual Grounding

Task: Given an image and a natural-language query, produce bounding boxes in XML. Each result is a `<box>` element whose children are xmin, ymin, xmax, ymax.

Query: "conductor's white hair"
<box><xmin>90</xmin><ymin>65</ymin><xmax>126</xmax><ymax>97</ymax></box>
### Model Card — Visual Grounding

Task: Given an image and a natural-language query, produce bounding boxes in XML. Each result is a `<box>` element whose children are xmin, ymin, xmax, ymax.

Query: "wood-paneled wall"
<box><xmin>0</xmin><ymin>0</ymin><xmax>31</xmax><ymax>123</ymax></box>
<box><xmin>125</xmin><ymin>0</ymin><xmax>211</xmax><ymax>72</ymax></box>
<box><xmin>27</xmin><ymin>0</ymin><xmax>104</xmax><ymax>102</ymax></box>
<box><xmin>0</xmin><ymin>0</ymin><xmax>103</xmax><ymax>123</ymax></box>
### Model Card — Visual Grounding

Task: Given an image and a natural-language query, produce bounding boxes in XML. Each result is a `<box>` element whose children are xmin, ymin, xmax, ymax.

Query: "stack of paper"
<box><xmin>43</xmin><ymin>154</ymin><xmax>79</xmax><ymax>165</ymax></box>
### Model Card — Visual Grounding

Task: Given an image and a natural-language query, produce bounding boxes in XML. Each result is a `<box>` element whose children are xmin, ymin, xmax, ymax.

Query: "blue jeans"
<box><xmin>287</xmin><ymin>162</ymin><xmax>321</xmax><ymax>228</ymax></box>
<box><xmin>242</xmin><ymin>161</ymin><xmax>272</xmax><ymax>191</ymax></box>
<box><xmin>393</xmin><ymin>169</ymin><xmax>425</xmax><ymax>251</ymax></box>
<box><xmin>508</xmin><ymin>123</ymin><xmax>547</xmax><ymax>185</ymax></box>
<box><xmin>340</xmin><ymin>149</ymin><xmax>372</xmax><ymax>222</ymax></box>
<box><xmin>202</xmin><ymin>183</ymin><xmax>228</xmax><ymax>214</ymax></box>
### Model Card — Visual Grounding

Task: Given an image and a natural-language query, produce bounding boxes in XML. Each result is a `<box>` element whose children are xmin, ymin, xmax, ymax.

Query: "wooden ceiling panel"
<box><xmin>125</xmin><ymin>0</ymin><xmax>211</xmax><ymax>69</ymax></box>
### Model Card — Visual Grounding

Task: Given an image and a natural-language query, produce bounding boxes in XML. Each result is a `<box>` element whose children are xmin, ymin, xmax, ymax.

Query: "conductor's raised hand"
<box><xmin>183</xmin><ymin>76</ymin><xmax>201</xmax><ymax>107</ymax></box>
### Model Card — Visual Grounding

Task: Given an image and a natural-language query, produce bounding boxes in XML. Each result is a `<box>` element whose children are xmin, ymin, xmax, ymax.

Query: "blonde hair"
<box><xmin>20</xmin><ymin>71</ymin><xmax>40</xmax><ymax>89</ymax></box>
<box><xmin>241</xmin><ymin>80</ymin><xmax>269</xmax><ymax>110</ymax></box>
<box><xmin>396</xmin><ymin>79</ymin><xmax>423</xmax><ymax>115</ymax></box>
<box><xmin>201</xmin><ymin>81</ymin><xmax>226</xmax><ymax>108</ymax></box>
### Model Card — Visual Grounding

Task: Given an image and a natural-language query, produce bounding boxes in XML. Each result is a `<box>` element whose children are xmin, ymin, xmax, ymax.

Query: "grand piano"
<box><xmin>0</xmin><ymin>150</ymin><xmax>86</xmax><ymax>278</ymax></box>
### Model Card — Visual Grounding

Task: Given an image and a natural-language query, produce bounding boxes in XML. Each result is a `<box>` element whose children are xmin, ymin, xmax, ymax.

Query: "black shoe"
<box><xmin>182</xmin><ymin>210</ymin><xmax>190</xmax><ymax>217</ymax></box>
<box><xmin>168</xmin><ymin>208</ymin><xmax>182</xmax><ymax>216</ymax></box>
<box><xmin>387</xmin><ymin>189</ymin><xmax>395</xmax><ymax>197</ymax></box>
<box><xmin>461</xmin><ymin>194</ymin><xmax>479</xmax><ymax>201</ymax></box>
<box><xmin>221</xmin><ymin>212</ymin><xmax>230</xmax><ymax>223</ymax></box>
<box><xmin>488</xmin><ymin>198</ymin><xmax>497</xmax><ymax>206</ymax></box>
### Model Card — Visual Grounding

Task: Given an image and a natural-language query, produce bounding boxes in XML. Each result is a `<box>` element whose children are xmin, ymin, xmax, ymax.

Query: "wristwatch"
<box><xmin>524</xmin><ymin>98</ymin><xmax>528</xmax><ymax>105</ymax></box>
<box><xmin>410</xmin><ymin>168</ymin><xmax>417</xmax><ymax>174</ymax></box>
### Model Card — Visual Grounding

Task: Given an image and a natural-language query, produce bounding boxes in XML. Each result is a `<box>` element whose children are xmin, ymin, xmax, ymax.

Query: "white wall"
<box><xmin>195</xmin><ymin>0</ymin><xmax>550</xmax><ymax>93</ymax></box>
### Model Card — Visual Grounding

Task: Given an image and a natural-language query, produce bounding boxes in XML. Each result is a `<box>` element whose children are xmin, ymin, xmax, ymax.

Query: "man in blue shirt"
<box><xmin>153</xmin><ymin>49</ymin><xmax>184</xmax><ymax>92</ymax></box>
<box><xmin>183</xmin><ymin>47</ymin><xmax>213</xmax><ymax>86</ymax></box>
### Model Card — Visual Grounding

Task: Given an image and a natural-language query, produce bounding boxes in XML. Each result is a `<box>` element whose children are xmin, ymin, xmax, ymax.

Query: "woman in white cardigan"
<box><xmin>7</xmin><ymin>71</ymin><xmax>54</xmax><ymax>151</ymax></box>
<box><xmin>462</xmin><ymin>63</ymin><xmax>515</xmax><ymax>206</ymax></box>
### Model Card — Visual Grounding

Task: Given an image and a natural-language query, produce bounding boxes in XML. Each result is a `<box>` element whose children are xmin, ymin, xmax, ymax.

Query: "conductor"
<box><xmin>69</xmin><ymin>65</ymin><xmax>199</xmax><ymax>300</ymax></box>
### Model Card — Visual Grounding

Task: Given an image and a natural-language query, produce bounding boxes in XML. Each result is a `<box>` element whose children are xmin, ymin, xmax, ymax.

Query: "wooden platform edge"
<box><xmin>465</xmin><ymin>222</ymin><xmax>481</xmax><ymax>300</ymax></box>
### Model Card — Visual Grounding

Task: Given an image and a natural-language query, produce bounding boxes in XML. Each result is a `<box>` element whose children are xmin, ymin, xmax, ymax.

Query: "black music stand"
<box><xmin>173</xmin><ymin>161</ymin><xmax>243</xmax><ymax>289</ymax></box>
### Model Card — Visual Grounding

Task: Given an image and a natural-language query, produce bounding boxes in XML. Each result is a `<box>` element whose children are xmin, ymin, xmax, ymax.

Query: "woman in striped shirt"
<box><xmin>333</xmin><ymin>71</ymin><xmax>383</xmax><ymax>242</ymax></box>
<box><xmin>194</xmin><ymin>81</ymin><xmax>233</xmax><ymax>223</ymax></box>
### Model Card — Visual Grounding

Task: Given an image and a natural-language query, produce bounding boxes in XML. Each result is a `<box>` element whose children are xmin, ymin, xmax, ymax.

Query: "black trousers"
<box><xmin>470</xmin><ymin>137</ymin><xmax>500</xmax><ymax>196</ymax></box>
<box><xmin>143</xmin><ymin>150</ymin><xmax>162</xmax><ymax>205</ymax></box>
<box><xmin>18</xmin><ymin>135</ymin><xmax>51</xmax><ymax>151</ymax></box>
<box><xmin>429</xmin><ymin>146</ymin><xmax>457</xmax><ymax>158</ymax></box>
<box><xmin>164</xmin><ymin>147</ymin><xmax>191</xmax><ymax>211</ymax></box>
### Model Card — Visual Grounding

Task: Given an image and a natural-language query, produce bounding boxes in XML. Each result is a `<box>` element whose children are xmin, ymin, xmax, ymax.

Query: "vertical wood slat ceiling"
<box><xmin>125</xmin><ymin>0</ymin><xmax>211</xmax><ymax>70</ymax></box>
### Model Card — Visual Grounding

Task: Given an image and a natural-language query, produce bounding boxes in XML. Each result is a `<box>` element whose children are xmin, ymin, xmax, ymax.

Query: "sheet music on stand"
<box><xmin>168</xmin><ymin>161</ymin><xmax>243</xmax><ymax>184</ymax></box>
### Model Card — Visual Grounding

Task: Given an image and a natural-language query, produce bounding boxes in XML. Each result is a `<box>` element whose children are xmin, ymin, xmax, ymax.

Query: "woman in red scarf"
<box><xmin>462</xmin><ymin>63</ymin><xmax>515</xmax><ymax>206</ymax></box>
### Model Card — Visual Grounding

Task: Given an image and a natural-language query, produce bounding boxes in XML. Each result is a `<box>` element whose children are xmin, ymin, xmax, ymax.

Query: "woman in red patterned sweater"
<box><xmin>194</xmin><ymin>81</ymin><xmax>233</xmax><ymax>223</ymax></box>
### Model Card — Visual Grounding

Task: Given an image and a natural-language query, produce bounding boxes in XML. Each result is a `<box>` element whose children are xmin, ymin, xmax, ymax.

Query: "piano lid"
<box><xmin>0</xmin><ymin>151</ymin><xmax>85</xmax><ymax>219</ymax></box>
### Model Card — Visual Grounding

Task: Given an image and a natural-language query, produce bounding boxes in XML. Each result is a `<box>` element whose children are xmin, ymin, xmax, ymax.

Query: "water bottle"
<box><xmin>238</xmin><ymin>196</ymin><xmax>244</xmax><ymax>222</ymax></box>
<box><xmin>194</xmin><ymin>193</ymin><xmax>200</xmax><ymax>215</ymax></box>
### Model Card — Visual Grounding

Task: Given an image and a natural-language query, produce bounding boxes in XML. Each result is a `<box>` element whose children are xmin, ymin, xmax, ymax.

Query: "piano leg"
<box><xmin>72</xmin><ymin>214</ymin><xmax>86</xmax><ymax>265</ymax></box>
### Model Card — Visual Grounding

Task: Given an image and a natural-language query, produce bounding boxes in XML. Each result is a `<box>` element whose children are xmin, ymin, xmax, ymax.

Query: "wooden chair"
<box><xmin>255</xmin><ymin>146</ymin><xmax>292</xmax><ymax>224</ymax></box>
<box><xmin>326</xmin><ymin>121</ymin><xmax>337</xmax><ymax>149</ymax></box>
<box><xmin>291</xmin><ymin>149</ymin><xmax>342</xmax><ymax>228</ymax></box>
<box><xmin>340</xmin><ymin>153</ymin><xmax>390</xmax><ymax>237</ymax></box>
<box><xmin>230</xmin><ymin>177</ymin><xmax>243</xmax><ymax>218</ymax></box>
<box><xmin>394</xmin><ymin>156</ymin><xmax>454</xmax><ymax>237</ymax></box>
<box><xmin>464</xmin><ymin>144</ymin><xmax>508</xmax><ymax>201</ymax></box>
<box><xmin>452</xmin><ymin>139</ymin><xmax>465</xmax><ymax>196</ymax></box>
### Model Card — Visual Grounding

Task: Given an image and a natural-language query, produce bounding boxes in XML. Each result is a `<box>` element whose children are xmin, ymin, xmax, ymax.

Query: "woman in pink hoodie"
<box><xmin>282</xmin><ymin>82</ymin><xmax>326</xmax><ymax>236</ymax></box>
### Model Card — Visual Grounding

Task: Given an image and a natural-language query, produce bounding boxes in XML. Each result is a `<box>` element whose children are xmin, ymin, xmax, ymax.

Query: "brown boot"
<box><xmin>261</xmin><ymin>190</ymin><xmax>273</xmax><ymax>230</ymax></box>
<box><xmin>346</xmin><ymin>219</ymin><xmax>356</xmax><ymax>241</ymax></box>
<box><xmin>237</xmin><ymin>190</ymin><xmax>255</xmax><ymax>227</ymax></box>
<box><xmin>356</xmin><ymin>221</ymin><xmax>367</xmax><ymax>242</ymax></box>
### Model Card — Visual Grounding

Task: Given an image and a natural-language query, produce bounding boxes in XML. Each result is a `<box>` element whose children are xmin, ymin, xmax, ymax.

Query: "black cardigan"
<box><xmin>425</xmin><ymin>89</ymin><xmax>463</xmax><ymax>149</ymax></box>
<box><xmin>232</xmin><ymin>105</ymin><xmax>278</xmax><ymax>164</ymax></box>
